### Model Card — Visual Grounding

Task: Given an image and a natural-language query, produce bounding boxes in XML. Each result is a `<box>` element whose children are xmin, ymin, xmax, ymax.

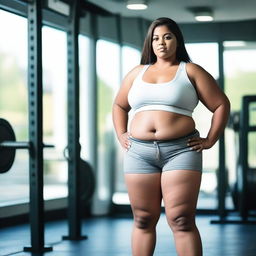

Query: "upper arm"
<box><xmin>186</xmin><ymin>63</ymin><xmax>230</xmax><ymax>112</ymax></box>
<box><xmin>113</xmin><ymin>65</ymin><xmax>143</xmax><ymax>112</ymax></box>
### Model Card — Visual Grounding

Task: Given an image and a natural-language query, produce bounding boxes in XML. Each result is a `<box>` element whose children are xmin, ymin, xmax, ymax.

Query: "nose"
<box><xmin>158</xmin><ymin>38</ymin><xmax>165</xmax><ymax>45</ymax></box>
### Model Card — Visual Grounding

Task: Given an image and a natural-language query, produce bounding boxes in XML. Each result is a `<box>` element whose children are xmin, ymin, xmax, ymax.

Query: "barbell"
<box><xmin>0</xmin><ymin>118</ymin><xmax>53</xmax><ymax>173</ymax></box>
<box><xmin>0</xmin><ymin>118</ymin><xmax>95</xmax><ymax>205</ymax></box>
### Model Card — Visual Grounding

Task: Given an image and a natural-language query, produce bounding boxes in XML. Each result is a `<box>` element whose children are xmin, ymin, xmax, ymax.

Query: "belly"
<box><xmin>129</xmin><ymin>111</ymin><xmax>196</xmax><ymax>140</ymax></box>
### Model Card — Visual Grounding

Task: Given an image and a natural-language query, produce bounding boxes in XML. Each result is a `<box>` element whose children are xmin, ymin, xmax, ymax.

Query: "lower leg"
<box><xmin>173</xmin><ymin>223</ymin><xmax>202</xmax><ymax>256</ymax></box>
<box><xmin>125</xmin><ymin>173</ymin><xmax>162</xmax><ymax>256</ymax></box>
<box><xmin>161</xmin><ymin>170</ymin><xmax>203</xmax><ymax>256</ymax></box>
<box><xmin>132</xmin><ymin>224</ymin><xmax>157</xmax><ymax>256</ymax></box>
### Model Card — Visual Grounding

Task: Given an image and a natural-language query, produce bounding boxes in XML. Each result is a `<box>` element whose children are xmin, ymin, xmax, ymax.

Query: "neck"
<box><xmin>154</xmin><ymin>57</ymin><xmax>178</xmax><ymax>68</ymax></box>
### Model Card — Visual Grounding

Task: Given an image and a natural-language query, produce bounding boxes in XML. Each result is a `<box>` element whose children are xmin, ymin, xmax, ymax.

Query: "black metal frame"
<box><xmin>238</xmin><ymin>96</ymin><xmax>256</xmax><ymax>220</ymax></box>
<box><xmin>23</xmin><ymin>0</ymin><xmax>52</xmax><ymax>252</ymax></box>
<box><xmin>63</xmin><ymin>0</ymin><xmax>87</xmax><ymax>241</ymax></box>
<box><xmin>212</xmin><ymin>95</ymin><xmax>256</xmax><ymax>224</ymax></box>
<box><xmin>211</xmin><ymin>41</ymin><xmax>227</xmax><ymax>223</ymax></box>
<box><xmin>217</xmin><ymin>42</ymin><xmax>227</xmax><ymax>221</ymax></box>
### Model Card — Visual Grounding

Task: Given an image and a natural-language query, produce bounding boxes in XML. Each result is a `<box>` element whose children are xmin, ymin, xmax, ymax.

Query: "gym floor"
<box><xmin>1</xmin><ymin>214</ymin><xmax>256</xmax><ymax>256</ymax></box>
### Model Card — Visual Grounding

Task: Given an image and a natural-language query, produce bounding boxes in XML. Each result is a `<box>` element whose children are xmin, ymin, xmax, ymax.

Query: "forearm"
<box><xmin>112</xmin><ymin>103</ymin><xmax>129</xmax><ymax>139</ymax></box>
<box><xmin>206</xmin><ymin>101</ymin><xmax>230</xmax><ymax>146</ymax></box>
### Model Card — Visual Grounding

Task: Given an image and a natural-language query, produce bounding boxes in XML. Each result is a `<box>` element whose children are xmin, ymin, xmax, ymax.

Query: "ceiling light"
<box><xmin>189</xmin><ymin>7</ymin><xmax>214</xmax><ymax>22</ymax></box>
<box><xmin>126</xmin><ymin>0</ymin><xmax>148</xmax><ymax>10</ymax></box>
<box><xmin>195</xmin><ymin>12</ymin><xmax>213</xmax><ymax>22</ymax></box>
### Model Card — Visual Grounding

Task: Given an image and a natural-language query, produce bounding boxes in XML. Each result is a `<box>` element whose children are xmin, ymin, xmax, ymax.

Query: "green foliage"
<box><xmin>0</xmin><ymin>51</ymin><xmax>28</xmax><ymax>139</ymax></box>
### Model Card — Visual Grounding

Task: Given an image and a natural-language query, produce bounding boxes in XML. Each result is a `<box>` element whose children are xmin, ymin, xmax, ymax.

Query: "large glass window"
<box><xmin>224</xmin><ymin>41</ymin><xmax>256</xmax><ymax>210</ymax></box>
<box><xmin>42</xmin><ymin>26</ymin><xmax>68</xmax><ymax>200</ymax></box>
<box><xmin>113</xmin><ymin>45</ymin><xmax>141</xmax><ymax>205</ymax></box>
<box><xmin>0</xmin><ymin>10</ymin><xmax>28</xmax><ymax>205</ymax></box>
<box><xmin>0</xmin><ymin>12</ymin><xmax>68</xmax><ymax>204</ymax></box>
<box><xmin>95</xmin><ymin>40</ymin><xmax>120</xmax><ymax>213</ymax></box>
<box><xmin>79</xmin><ymin>35</ymin><xmax>91</xmax><ymax>162</ymax></box>
<box><xmin>186</xmin><ymin>43</ymin><xmax>219</xmax><ymax>209</ymax></box>
<box><xmin>121</xmin><ymin>45</ymin><xmax>141</xmax><ymax>78</ymax></box>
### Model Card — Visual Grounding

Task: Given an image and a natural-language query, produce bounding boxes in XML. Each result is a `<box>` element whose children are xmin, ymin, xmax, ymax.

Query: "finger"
<box><xmin>187</xmin><ymin>141</ymin><xmax>201</xmax><ymax>146</ymax></box>
<box><xmin>126</xmin><ymin>139</ymin><xmax>131</xmax><ymax>146</ymax></box>
<box><xmin>191</xmin><ymin>144</ymin><xmax>202</xmax><ymax>151</ymax></box>
<box><xmin>197</xmin><ymin>147</ymin><xmax>203</xmax><ymax>152</ymax></box>
<box><xmin>125</xmin><ymin>140</ymin><xmax>131</xmax><ymax>148</ymax></box>
<box><xmin>188</xmin><ymin>140</ymin><xmax>204</xmax><ymax>147</ymax></box>
<box><xmin>197</xmin><ymin>145</ymin><xmax>204</xmax><ymax>152</ymax></box>
<box><xmin>124</xmin><ymin>142</ymin><xmax>130</xmax><ymax>150</ymax></box>
<box><xmin>187</xmin><ymin>137</ymin><xmax>201</xmax><ymax>143</ymax></box>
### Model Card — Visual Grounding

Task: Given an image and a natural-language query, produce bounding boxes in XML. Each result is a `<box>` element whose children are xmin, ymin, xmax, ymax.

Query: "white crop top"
<box><xmin>128</xmin><ymin>62</ymin><xmax>199</xmax><ymax>117</ymax></box>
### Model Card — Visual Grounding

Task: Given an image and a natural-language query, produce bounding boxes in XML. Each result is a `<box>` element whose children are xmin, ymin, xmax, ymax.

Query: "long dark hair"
<box><xmin>140</xmin><ymin>17</ymin><xmax>191</xmax><ymax>64</ymax></box>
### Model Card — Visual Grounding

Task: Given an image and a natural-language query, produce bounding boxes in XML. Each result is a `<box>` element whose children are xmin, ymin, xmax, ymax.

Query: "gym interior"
<box><xmin>0</xmin><ymin>0</ymin><xmax>256</xmax><ymax>255</ymax></box>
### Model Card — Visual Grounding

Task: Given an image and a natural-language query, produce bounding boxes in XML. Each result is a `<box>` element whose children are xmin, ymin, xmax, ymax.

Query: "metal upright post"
<box><xmin>24</xmin><ymin>0</ymin><xmax>52</xmax><ymax>252</ymax></box>
<box><xmin>211</xmin><ymin>41</ymin><xmax>227</xmax><ymax>224</ymax></box>
<box><xmin>63</xmin><ymin>0</ymin><xmax>87</xmax><ymax>240</ymax></box>
<box><xmin>238</xmin><ymin>96</ymin><xmax>256</xmax><ymax>220</ymax></box>
<box><xmin>218</xmin><ymin>41</ymin><xmax>227</xmax><ymax>221</ymax></box>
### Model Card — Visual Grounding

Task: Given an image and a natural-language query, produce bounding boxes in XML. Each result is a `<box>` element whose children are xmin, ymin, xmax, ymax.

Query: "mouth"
<box><xmin>158</xmin><ymin>47</ymin><xmax>166</xmax><ymax>51</ymax></box>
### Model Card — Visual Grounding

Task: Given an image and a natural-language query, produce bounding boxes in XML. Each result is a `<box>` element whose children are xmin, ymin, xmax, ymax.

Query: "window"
<box><xmin>113</xmin><ymin>45</ymin><xmax>141</xmax><ymax>205</ymax></box>
<box><xmin>95</xmin><ymin>40</ymin><xmax>120</xmax><ymax>213</ymax></box>
<box><xmin>224</xmin><ymin>42</ymin><xmax>256</xmax><ymax>203</ymax></box>
<box><xmin>0</xmin><ymin>10</ymin><xmax>28</xmax><ymax>205</ymax></box>
<box><xmin>42</xmin><ymin>26</ymin><xmax>68</xmax><ymax>200</ymax></box>
<box><xmin>121</xmin><ymin>45</ymin><xmax>141</xmax><ymax>78</ymax></box>
<box><xmin>79</xmin><ymin>35</ymin><xmax>91</xmax><ymax>162</ymax></box>
<box><xmin>186</xmin><ymin>43</ymin><xmax>219</xmax><ymax>209</ymax></box>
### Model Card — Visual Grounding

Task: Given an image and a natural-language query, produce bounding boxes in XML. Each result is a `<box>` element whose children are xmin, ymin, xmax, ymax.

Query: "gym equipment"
<box><xmin>63</xmin><ymin>146</ymin><xmax>95</xmax><ymax>214</ymax></box>
<box><xmin>236</xmin><ymin>95</ymin><xmax>256</xmax><ymax>220</ymax></box>
<box><xmin>0</xmin><ymin>119</ymin><xmax>95</xmax><ymax>205</ymax></box>
<box><xmin>62</xmin><ymin>0</ymin><xmax>88</xmax><ymax>242</ymax></box>
<box><xmin>79</xmin><ymin>159</ymin><xmax>95</xmax><ymax>209</ymax></box>
<box><xmin>212</xmin><ymin>95</ymin><xmax>256</xmax><ymax>224</ymax></box>
<box><xmin>0</xmin><ymin>117</ymin><xmax>95</xmax><ymax>241</ymax></box>
<box><xmin>0</xmin><ymin>118</ymin><xmax>53</xmax><ymax>173</ymax></box>
<box><xmin>0</xmin><ymin>118</ymin><xmax>16</xmax><ymax>173</ymax></box>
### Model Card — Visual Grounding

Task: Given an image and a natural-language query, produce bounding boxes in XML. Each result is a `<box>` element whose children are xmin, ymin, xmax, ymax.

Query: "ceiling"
<box><xmin>86</xmin><ymin>0</ymin><xmax>256</xmax><ymax>24</ymax></box>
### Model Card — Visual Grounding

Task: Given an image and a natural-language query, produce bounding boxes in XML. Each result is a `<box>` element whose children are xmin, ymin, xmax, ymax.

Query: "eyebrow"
<box><xmin>152</xmin><ymin>32</ymin><xmax>172</xmax><ymax>37</ymax></box>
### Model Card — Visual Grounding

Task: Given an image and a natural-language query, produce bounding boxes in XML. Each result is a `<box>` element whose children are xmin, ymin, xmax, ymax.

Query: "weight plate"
<box><xmin>79</xmin><ymin>159</ymin><xmax>95</xmax><ymax>212</ymax></box>
<box><xmin>0</xmin><ymin>118</ymin><xmax>16</xmax><ymax>173</ymax></box>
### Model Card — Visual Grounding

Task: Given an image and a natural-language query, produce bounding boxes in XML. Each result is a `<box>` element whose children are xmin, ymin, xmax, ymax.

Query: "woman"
<box><xmin>112</xmin><ymin>17</ymin><xmax>230</xmax><ymax>256</ymax></box>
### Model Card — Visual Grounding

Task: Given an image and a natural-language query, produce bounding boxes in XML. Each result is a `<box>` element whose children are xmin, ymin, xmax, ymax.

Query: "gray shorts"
<box><xmin>123</xmin><ymin>130</ymin><xmax>202</xmax><ymax>174</ymax></box>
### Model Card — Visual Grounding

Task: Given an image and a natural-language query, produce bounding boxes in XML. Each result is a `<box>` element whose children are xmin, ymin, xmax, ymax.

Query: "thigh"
<box><xmin>125</xmin><ymin>173</ymin><xmax>162</xmax><ymax>216</ymax></box>
<box><xmin>161</xmin><ymin>170</ymin><xmax>202</xmax><ymax>217</ymax></box>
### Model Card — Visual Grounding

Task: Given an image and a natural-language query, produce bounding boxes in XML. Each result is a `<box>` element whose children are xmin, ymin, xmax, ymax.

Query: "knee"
<box><xmin>134</xmin><ymin>212</ymin><xmax>159</xmax><ymax>230</ymax></box>
<box><xmin>168</xmin><ymin>215</ymin><xmax>195</xmax><ymax>232</ymax></box>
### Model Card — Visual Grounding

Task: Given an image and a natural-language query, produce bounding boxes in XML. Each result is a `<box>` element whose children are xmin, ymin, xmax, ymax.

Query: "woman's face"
<box><xmin>152</xmin><ymin>25</ymin><xmax>177</xmax><ymax>61</ymax></box>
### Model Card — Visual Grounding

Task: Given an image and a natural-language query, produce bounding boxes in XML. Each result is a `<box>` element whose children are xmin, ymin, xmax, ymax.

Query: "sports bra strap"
<box><xmin>138</xmin><ymin>65</ymin><xmax>150</xmax><ymax>77</ymax></box>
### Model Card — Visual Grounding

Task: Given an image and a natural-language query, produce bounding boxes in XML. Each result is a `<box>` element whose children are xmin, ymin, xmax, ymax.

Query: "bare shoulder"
<box><xmin>119</xmin><ymin>64</ymin><xmax>145</xmax><ymax>92</ymax></box>
<box><xmin>186</xmin><ymin>62</ymin><xmax>209</xmax><ymax>77</ymax></box>
<box><xmin>113</xmin><ymin>65</ymin><xmax>144</xmax><ymax>109</ymax></box>
<box><xmin>123</xmin><ymin>64</ymin><xmax>144</xmax><ymax>82</ymax></box>
<box><xmin>185</xmin><ymin>62</ymin><xmax>216</xmax><ymax>85</ymax></box>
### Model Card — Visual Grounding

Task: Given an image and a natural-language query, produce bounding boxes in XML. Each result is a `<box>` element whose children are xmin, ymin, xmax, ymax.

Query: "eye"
<box><xmin>165</xmin><ymin>35</ymin><xmax>172</xmax><ymax>40</ymax></box>
<box><xmin>153</xmin><ymin>37</ymin><xmax>158</xmax><ymax>41</ymax></box>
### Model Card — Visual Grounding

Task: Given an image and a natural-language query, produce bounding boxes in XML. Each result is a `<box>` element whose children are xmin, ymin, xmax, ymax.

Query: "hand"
<box><xmin>187</xmin><ymin>137</ymin><xmax>212</xmax><ymax>152</ymax></box>
<box><xmin>118</xmin><ymin>132</ymin><xmax>131</xmax><ymax>151</ymax></box>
